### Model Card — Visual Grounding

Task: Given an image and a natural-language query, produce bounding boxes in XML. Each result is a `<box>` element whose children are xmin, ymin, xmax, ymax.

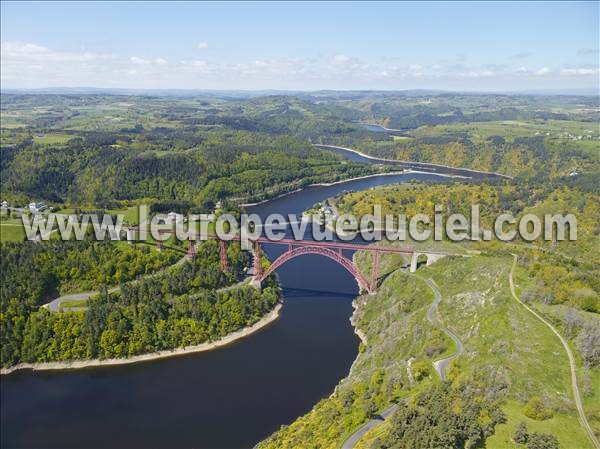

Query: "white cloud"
<box><xmin>462</xmin><ymin>69</ymin><xmax>495</xmax><ymax>78</ymax></box>
<box><xmin>1</xmin><ymin>41</ymin><xmax>110</xmax><ymax>63</ymax></box>
<box><xmin>560</xmin><ymin>67</ymin><xmax>599</xmax><ymax>76</ymax></box>
<box><xmin>2</xmin><ymin>40</ymin><xmax>597</xmax><ymax>90</ymax></box>
<box><xmin>181</xmin><ymin>59</ymin><xmax>208</xmax><ymax>68</ymax></box>
<box><xmin>197</xmin><ymin>41</ymin><xmax>209</xmax><ymax>50</ymax></box>
<box><xmin>130</xmin><ymin>56</ymin><xmax>148</xmax><ymax>65</ymax></box>
<box><xmin>331</xmin><ymin>54</ymin><xmax>351</xmax><ymax>65</ymax></box>
<box><xmin>130</xmin><ymin>56</ymin><xmax>168</xmax><ymax>65</ymax></box>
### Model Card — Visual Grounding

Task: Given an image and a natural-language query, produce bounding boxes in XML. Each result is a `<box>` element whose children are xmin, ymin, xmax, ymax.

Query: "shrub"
<box><xmin>527</xmin><ymin>432</ymin><xmax>559</xmax><ymax>449</ymax></box>
<box><xmin>523</xmin><ymin>397</ymin><xmax>553</xmax><ymax>420</ymax></box>
<box><xmin>513</xmin><ymin>421</ymin><xmax>528</xmax><ymax>444</ymax></box>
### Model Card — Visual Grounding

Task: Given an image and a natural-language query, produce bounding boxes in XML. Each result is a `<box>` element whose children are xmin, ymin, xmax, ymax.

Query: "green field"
<box><xmin>411</xmin><ymin>119</ymin><xmax>600</xmax><ymax>141</ymax></box>
<box><xmin>0</xmin><ymin>223</ymin><xmax>25</xmax><ymax>242</ymax></box>
<box><xmin>32</xmin><ymin>133</ymin><xmax>74</xmax><ymax>145</ymax></box>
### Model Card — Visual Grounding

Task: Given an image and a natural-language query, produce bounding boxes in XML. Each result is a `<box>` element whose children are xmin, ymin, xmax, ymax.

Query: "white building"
<box><xmin>322</xmin><ymin>205</ymin><xmax>338</xmax><ymax>219</ymax></box>
<box><xmin>167</xmin><ymin>212</ymin><xmax>185</xmax><ymax>224</ymax></box>
<box><xmin>29</xmin><ymin>202</ymin><xmax>47</xmax><ymax>213</ymax></box>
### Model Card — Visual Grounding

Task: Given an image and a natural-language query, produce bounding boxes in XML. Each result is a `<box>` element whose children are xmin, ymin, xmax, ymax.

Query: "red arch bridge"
<box><xmin>126</xmin><ymin>227</ymin><xmax>448</xmax><ymax>294</ymax></box>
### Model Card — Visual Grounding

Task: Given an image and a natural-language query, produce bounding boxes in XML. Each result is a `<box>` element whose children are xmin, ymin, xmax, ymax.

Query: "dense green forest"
<box><xmin>1</xmin><ymin>93</ymin><xmax>387</xmax><ymax>207</ymax></box>
<box><xmin>0</xmin><ymin>130</ymin><xmax>378</xmax><ymax>207</ymax></box>
<box><xmin>1</xmin><ymin>238</ymin><xmax>279</xmax><ymax>367</ymax></box>
<box><xmin>2</xmin><ymin>92</ymin><xmax>597</xmax><ymax>209</ymax></box>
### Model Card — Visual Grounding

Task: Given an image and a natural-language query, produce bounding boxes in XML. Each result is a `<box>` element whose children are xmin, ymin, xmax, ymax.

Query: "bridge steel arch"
<box><xmin>256</xmin><ymin>245</ymin><xmax>372</xmax><ymax>293</ymax></box>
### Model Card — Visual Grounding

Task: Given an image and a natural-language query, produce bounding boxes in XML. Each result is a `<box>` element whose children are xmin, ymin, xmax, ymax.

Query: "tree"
<box><xmin>576</xmin><ymin>321</ymin><xmax>600</xmax><ymax>368</ymax></box>
<box><xmin>362</xmin><ymin>400</ymin><xmax>378</xmax><ymax>419</ymax></box>
<box><xmin>526</xmin><ymin>432</ymin><xmax>559</xmax><ymax>449</ymax></box>
<box><xmin>562</xmin><ymin>307</ymin><xmax>582</xmax><ymax>338</ymax></box>
<box><xmin>513</xmin><ymin>422</ymin><xmax>528</xmax><ymax>444</ymax></box>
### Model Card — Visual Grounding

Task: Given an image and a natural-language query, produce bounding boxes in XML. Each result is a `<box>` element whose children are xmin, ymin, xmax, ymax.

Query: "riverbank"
<box><xmin>239</xmin><ymin>170</ymin><xmax>457</xmax><ymax>207</ymax></box>
<box><xmin>1</xmin><ymin>303</ymin><xmax>282</xmax><ymax>375</ymax></box>
<box><xmin>358</xmin><ymin>122</ymin><xmax>408</xmax><ymax>133</ymax></box>
<box><xmin>315</xmin><ymin>144</ymin><xmax>513</xmax><ymax>180</ymax></box>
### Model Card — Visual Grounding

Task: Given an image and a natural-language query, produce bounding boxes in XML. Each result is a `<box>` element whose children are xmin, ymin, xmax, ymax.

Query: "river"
<box><xmin>1</xmin><ymin>157</ymin><xmax>452</xmax><ymax>448</ymax></box>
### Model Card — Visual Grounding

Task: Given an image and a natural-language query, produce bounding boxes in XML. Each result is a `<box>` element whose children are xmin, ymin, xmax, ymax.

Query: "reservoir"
<box><xmin>1</xmin><ymin>159</ymin><xmax>453</xmax><ymax>448</ymax></box>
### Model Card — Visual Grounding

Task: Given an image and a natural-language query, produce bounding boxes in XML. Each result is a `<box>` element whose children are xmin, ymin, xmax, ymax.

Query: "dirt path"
<box><xmin>509</xmin><ymin>254</ymin><xmax>600</xmax><ymax>449</ymax></box>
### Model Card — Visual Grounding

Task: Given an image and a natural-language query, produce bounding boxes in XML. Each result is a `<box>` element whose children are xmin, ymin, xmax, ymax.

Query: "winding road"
<box><xmin>42</xmin><ymin>250</ymin><xmax>189</xmax><ymax>312</ymax></box>
<box><xmin>421</xmin><ymin>276</ymin><xmax>464</xmax><ymax>381</ymax></box>
<box><xmin>341</xmin><ymin>404</ymin><xmax>399</xmax><ymax>449</ymax></box>
<box><xmin>509</xmin><ymin>254</ymin><xmax>600</xmax><ymax>449</ymax></box>
<box><xmin>341</xmin><ymin>272</ymin><xmax>464</xmax><ymax>448</ymax></box>
<box><xmin>43</xmin><ymin>288</ymin><xmax>119</xmax><ymax>312</ymax></box>
<box><xmin>43</xmin><ymin>255</ymin><xmax>253</xmax><ymax>313</ymax></box>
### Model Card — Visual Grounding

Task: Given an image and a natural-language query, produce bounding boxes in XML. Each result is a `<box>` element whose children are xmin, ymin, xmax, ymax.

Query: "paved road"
<box><xmin>43</xmin><ymin>288</ymin><xmax>120</xmax><ymax>312</ymax></box>
<box><xmin>509</xmin><ymin>255</ymin><xmax>600</xmax><ymax>449</ymax></box>
<box><xmin>420</xmin><ymin>276</ymin><xmax>464</xmax><ymax>381</ymax></box>
<box><xmin>42</xmin><ymin>245</ymin><xmax>253</xmax><ymax>313</ymax></box>
<box><xmin>42</xmin><ymin>256</ymin><xmax>188</xmax><ymax>312</ymax></box>
<box><xmin>341</xmin><ymin>404</ymin><xmax>399</xmax><ymax>449</ymax></box>
<box><xmin>42</xmin><ymin>242</ymin><xmax>190</xmax><ymax>312</ymax></box>
<box><xmin>341</xmin><ymin>273</ymin><xmax>465</xmax><ymax>449</ymax></box>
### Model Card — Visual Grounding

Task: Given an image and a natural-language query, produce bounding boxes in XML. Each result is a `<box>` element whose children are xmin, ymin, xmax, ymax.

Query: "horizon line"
<box><xmin>2</xmin><ymin>86</ymin><xmax>599</xmax><ymax>97</ymax></box>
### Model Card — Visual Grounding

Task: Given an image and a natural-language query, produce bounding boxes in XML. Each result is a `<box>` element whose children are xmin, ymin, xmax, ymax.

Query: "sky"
<box><xmin>1</xmin><ymin>1</ymin><xmax>599</xmax><ymax>92</ymax></box>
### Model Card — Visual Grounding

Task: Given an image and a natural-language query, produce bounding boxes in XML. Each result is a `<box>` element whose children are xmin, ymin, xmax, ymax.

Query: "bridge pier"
<box><xmin>220</xmin><ymin>240</ymin><xmax>228</xmax><ymax>272</ymax></box>
<box><xmin>250</xmin><ymin>277</ymin><xmax>262</xmax><ymax>291</ymax></box>
<box><xmin>187</xmin><ymin>241</ymin><xmax>196</xmax><ymax>259</ymax></box>
<box><xmin>253</xmin><ymin>241</ymin><xmax>263</xmax><ymax>278</ymax></box>
<box><xmin>410</xmin><ymin>252</ymin><xmax>446</xmax><ymax>272</ymax></box>
<box><xmin>155</xmin><ymin>231</ymin><xmax>164</xmax><ymax>252</ymax></box>
<box><xmin>410</xmin><ymin>252</ymin><xmax>418</xmax><ymax>273</ymax></box>
<box><xmin>426</xmin><ymin>253</ymin><xmax>446</xmax><ymax>266</ymax></box>
<box><xmin>370</xmin><ymin>251</ymin><xmax>380</xmax><ymax>293</ymax></box>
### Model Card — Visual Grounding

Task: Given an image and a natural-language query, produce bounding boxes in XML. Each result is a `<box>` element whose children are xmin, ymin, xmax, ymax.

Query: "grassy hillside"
<box><xmin>258</xmin><ymin>249</ymin><xmax>597</xmax><ymax>448</ymax></box>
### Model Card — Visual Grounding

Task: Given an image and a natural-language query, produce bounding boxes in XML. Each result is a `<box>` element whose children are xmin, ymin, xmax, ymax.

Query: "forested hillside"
<box><xmin>1</xmin><ymin>238</ymin><xmax>279</xmax><ymax>368</ymax></box>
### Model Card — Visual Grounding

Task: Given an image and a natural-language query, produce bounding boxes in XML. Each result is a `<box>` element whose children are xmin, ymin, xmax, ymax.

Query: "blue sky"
<box><xmin>1</xmin><ymin>1</ymin><xmax>598</xmax><ymax>91</ymax></box>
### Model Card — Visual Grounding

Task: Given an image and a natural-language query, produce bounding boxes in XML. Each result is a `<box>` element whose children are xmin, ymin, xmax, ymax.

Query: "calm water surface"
<box><xmin>1</xmin><ymin>172</ymin><xmax>447</xmax><ymax>449</ymax></box>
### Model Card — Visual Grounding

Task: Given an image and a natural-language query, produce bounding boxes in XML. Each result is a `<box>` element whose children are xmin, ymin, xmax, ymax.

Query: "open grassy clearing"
<box><xmin>411</xmin><ymin>119</ymin><xmax>600</xmax><ymax>140</ymax></box>
<box><xmin>32</xmin><ymin>133</ymin><xmax>75</xmax><ymax>145</ymax></box>
<box><xmin>343</xmin><ymin>251</ymin><xmax>594</xmax><ymax>449</ymax></box>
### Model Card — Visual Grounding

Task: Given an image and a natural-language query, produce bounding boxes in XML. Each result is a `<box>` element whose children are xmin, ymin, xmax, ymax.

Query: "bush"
<box><xmin>523</xmin><ymin>397</ymin><xmax>553</xmax><ymax>420</ymax></box>
<box><xmin>527</xmin><ymin>432</ymin><xmax>559</xmax><ymax>449</ymax></box>
<box><xmin>513</xmin><ymin>421</ymin><xmax>528</xmax><ymax>444</ymax></box>
<box><xmin>410</xmin><ymin>360</ymin><xmax>431</xmax><ymax>381</ymax></box>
